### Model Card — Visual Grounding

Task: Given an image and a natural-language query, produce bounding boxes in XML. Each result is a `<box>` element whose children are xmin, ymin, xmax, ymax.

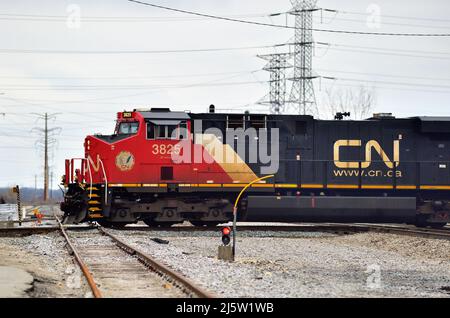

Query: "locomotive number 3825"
<box><xmin>151</xmin><ymin>144</ymin><xmax>181</xmax><ymax>155</ymax></box>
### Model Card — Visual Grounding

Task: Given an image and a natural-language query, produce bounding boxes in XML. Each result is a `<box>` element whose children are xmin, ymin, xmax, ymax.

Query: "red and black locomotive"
<box><xmin>61</xmin><ymin>107</ymin><xmax>450</xmax><ymax>228</ymax></box>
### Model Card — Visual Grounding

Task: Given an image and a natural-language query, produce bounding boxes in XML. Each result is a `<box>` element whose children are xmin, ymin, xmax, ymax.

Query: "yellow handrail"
<box><xmin>231</xmin><ymin>174</ymin><xmax>274</xmax><ymax>260</ymax></box>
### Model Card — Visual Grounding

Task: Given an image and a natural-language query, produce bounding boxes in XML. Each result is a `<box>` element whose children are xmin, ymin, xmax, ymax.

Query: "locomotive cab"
<box><xmin>95</xmin><ymin>108</ymin><xmax>193</xmax><ymax>184</ymax></box>
<box><xmin>141</xmin><ymin>109</ymin><xmax>192</xmax><ymax>183</ymax></box>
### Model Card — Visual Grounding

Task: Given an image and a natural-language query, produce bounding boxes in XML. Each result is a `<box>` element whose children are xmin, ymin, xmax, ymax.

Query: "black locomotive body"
<box><xmin>192</xmin><ymin>112</ymin><xmax>450</xmax><ymax>227</ymax></box>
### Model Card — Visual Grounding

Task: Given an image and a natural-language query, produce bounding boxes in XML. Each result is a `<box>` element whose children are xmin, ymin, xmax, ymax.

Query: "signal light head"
<box><xmin>221</xmin><ymin>227</ymin><xmax>231</xmax><ymax>246</ymax></box>
<box><xmin>222</xmin><ymin>227</ymin><xmax>231</xmax><ymax>235</ymax></box>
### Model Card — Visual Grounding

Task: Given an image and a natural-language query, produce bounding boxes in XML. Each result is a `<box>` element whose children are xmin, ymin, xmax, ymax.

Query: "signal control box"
<box><xmin>218</xmin><ymin>245</ymin><xmax>233</xmax><ymax>261</ymax></box>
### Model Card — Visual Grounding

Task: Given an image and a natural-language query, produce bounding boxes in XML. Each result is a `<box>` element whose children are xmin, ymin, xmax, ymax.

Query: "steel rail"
<box><xmin>109</xmin><ymin>224</ymin><xmax>360</xmax><ymax>231</ymax></box>
<box><xmin>3</xmin><ymin>222</ymin><xmax>447</xmax><ymax>240</ymax></box>
<box><xmin>55</xmin><ymin>217</ymin><xmax>103</xmax><ymax>298</ymax></box>
<box><xmin>107</xmin><ymin>224</ymin><xmax>372</xmax><ymax>233</ymax></box>
<box><xmin>97</xmin><ymin>226</ymin><xmax>215</xmax><ymax>298</ymax></box>
<box><xmin>109</xmin><ymin>223</ymin><xmax>450</xmax><ymax>239</ymax></box>
<box><xmin>347</xmin><ymin>223</ymin><xmax>450</xmax><ymax>240</ymax></box>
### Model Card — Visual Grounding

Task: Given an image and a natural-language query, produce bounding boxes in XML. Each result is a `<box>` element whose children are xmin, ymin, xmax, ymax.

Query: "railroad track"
<box><xmin>109</xmin><ymin>223</ymin><xmax>370</xmax><ymax>233</ymax></box>
<box><xmin>113</xmin><ymin>223</ymin><xmax>450</xmax><ymax>240</ymax></box>
<box><xmin>55</xmin><ymin>218</ymin><xmax>214</xmax><ymax>298</ymax></box>
<box><xmin>1</xmin><ymin>220</ymin><xmax>448</xmax><ymax>241</ymax></box>
<box><xmin>346</xmin><ymin>223</ymin><xmax>450</xmax><ymax>240</ymax></box>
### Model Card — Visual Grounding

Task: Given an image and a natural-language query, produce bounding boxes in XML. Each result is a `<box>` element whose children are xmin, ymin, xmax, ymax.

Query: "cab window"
<box><xmin>147</xmin><ymin>121</ymin><xmax>188</xmax><ymax>140</ymax></box>
<box><xmin>118</xmin><ymin>122</ymin><xmax>139</xmax><ymax>135</ymax></box>
<box><xmin>179</xmin><ymin>121</ymin><xmax>188</xmax><ymax>140</ymax></box>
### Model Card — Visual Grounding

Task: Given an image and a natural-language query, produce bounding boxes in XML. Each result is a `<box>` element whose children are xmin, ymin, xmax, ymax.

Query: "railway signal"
<box><xmin>218</xmin><ymin>226</ymin><xmax>233</xmax><ymax>261</ymax></box>
<box><xmin>221</xmin><ymin>227</ymin><xmax>231</xmax><ymax>246</ymax></box>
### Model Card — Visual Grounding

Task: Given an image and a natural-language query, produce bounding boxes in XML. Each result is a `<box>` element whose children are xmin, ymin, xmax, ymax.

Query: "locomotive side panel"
<box><xmin>315</xmin><ymin>118</ymin><xmax>418</xmax><ymax>189</ymax></box>
<box><xmin>417</xmin><ymin>135</ymin><xmax>450</xmax><ymax>188</ymax></box>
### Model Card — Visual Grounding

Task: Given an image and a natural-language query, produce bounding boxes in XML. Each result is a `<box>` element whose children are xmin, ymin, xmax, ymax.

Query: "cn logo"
<box><xmin>333</xmin><ymin>139</ymin><xmax>400</xmax><ymax>169</ymax></box>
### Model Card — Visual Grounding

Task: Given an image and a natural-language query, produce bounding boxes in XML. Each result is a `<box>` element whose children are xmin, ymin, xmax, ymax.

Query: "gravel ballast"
<box><xmin>0</xmin><ymin>232</ymin><xmax>91</xmax><ymax>297</ymax></box>
<box><xmin>111</xmin><ymin>230</ymin><xmax>450</xmax><ymax>298</ymax></box>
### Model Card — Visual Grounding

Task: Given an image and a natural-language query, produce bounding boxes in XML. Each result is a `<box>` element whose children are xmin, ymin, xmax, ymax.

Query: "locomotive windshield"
<box><xmin>118</xmin><ymin>122</ymin><xmax>139</xmax><ymax>135</ymax></box>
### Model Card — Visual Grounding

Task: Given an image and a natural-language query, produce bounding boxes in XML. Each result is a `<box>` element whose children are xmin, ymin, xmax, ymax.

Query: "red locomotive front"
<box><xmin>61</xmin><ymin>108</ymin><xmax>242</xmax><ymax>225</ymax></box>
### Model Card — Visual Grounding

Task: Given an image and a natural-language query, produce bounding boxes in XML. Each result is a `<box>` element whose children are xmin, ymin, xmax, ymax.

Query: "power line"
<box><xmin>0</xmin><ymin>44</ymin><xmax>283</xmax><ymax>54</ymax></box>
<box><xmin>316</xmin><ymin>69</ymin><xmax>450</xmax><ymax>82</ymax></box>
<box><xmin>0</xmin><ymin>12</ymin><xmax>271</xmax><ymax>21</ymax></box>
<box><xmin>0</xmin><ymin>90</ymin><xmax>161</xmax><ymax>106</ymax></box>
<box><xmin>0</xmin><ymin>69</ymin><xmax>261</xmax><ymax>80</ymax></box>
<box><xmin>322</xmin><ymin>46</ymin><xmax>450</xmax><ymax>60</ymax></box>
<box><xmin>314</xmin><ymin>42</ymin><xmax>450</xmax><ymax>60</ymax></box>
<box><xmin>273</xmin><ymin>8</ymin><xmax>450</xmax><ymax>24</ymax></box>
<box><xmin>339</xmin><ymin>10</ymin><xmax>450</xmax><ymax>24</ymax></box>
<box><xmin>321</xmin><ymin>81</ymin><xmax>450</xmax><ymax>95</ymax></box>
<box><xmin>3</xmin><ymin>9</ymin><xmax>450</xmax><ymax>25</ymax></box>
<box><xmin>327</xmin><ymin>77</ymin><xmax>450</xmax><ymax>90</ymax></box>
<box><xmin>0</xmin><ymin>71</ymin><xmax>265</xmax><ymax>112</ymax></box>
<box><xmin>314</xmin><ymin>16</ymin><xmax>450</xmax><ymax>31</ymax></box>
<box><xmin>0</xmin><ymin>68</ymin><xmax>264</xmax><ymax>111</ymax></box>
<box><xmin>0</xmin><ymin>80</ymin><xmax>265</xmax><ymax>91</ymax></box>
<box><xmin>315</xmin><ymin>42</ymin><xmax>450</xmax><ymax>56</ymax></box>
<box><xmin>126</xmin><ymin>0</ymin><xmax>297</xmax><ymax>30</ymax></box>
<box><xmin>127</xmin><ymin>0</ymin><xmax>450</xmax><ymax>36</ymax></box>
<box><xmin>0</xmin><ymin>145</ymin><xmax>77</xmax><ymax>150</ymax></box>
<box><xmin>0</xmin><ymin>41</ymin><xmax>448</xmax><ymax>58</ymax></box>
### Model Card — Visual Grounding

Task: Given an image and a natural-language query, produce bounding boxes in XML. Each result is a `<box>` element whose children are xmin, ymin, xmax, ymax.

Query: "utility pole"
<box><xmin>44</xmin><ymin>113</ymin><xmax>49</xmax><ymax>201</ymax></box>
<box><xmin>258</xmin><ymin>53</ymin><xmax>292</xmax><ymax>114</ymax></box>
<box><xmin>34</xmin><ymin>174</ymin><xmax>37</xmax><ymax>201</ymax></box>
<box><xmin>31</xmin><ymin>113</ymin><xmax>61</xmax><ymax>202</ymax></box>
<box><xmin>50</xmin><ymin>170</ymin><xmax>53</xmax><ymax>200</ymax></box>
<box><xmin>287</xmin><ymin>0</ymin><xmax>320</xmax><ymax>116</ymax></box>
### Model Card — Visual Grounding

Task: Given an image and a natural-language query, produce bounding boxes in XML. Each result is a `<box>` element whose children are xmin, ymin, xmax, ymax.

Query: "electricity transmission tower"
<box><xmin>287</xmin><ymin>0</ymin><xmax>320</xmax><ymax>116</ymax></box>
<box><xmin>32</xmin><ymin>113</ymin><xmax>61</xmax><ymax>201</ymax></box>
<box><xmin>258</xmin><ymin>53</ymin><xmax>291</xmax><ymax>114</ymax></box>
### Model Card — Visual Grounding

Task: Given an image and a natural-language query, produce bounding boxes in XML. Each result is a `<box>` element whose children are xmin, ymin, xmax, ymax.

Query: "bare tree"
<box><xmin>322</xmin><ymin>85</ymin><xmax>376</xmax><ymax>120</ymax></box>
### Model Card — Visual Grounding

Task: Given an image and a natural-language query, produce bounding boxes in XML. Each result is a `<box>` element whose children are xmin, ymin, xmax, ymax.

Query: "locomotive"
<box><xmin>61</xmin><ymin>107</ymin><xmax>450</xmax><ymax>228</ymax></box>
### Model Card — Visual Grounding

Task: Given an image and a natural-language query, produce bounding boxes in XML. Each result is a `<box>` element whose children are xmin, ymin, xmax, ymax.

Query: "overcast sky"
<box><xmin>1</xmin><ymin>0</ymin><xmax>450</xmax><ymax>189</ymax></box>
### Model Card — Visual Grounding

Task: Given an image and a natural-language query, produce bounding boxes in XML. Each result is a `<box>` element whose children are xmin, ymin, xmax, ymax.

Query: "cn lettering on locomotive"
<box><xmin>333</xmin><ymin>139</ymin><xmax>400</xmax><ymax>169</ymax></box>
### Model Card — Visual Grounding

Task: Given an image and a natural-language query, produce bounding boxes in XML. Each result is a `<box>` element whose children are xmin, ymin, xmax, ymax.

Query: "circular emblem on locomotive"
<box><xmin>115</xmin><ymin>151</ymin><xmax>135</xmax><ymax>171</ymax></box>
